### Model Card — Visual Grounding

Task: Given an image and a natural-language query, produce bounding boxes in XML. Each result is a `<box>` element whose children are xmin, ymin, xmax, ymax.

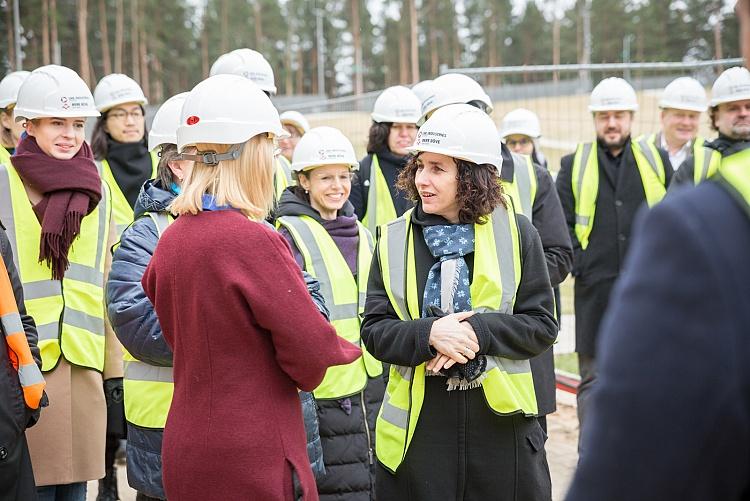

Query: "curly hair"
<box><xmin>366</xmin><ymin>121</ymin><xmax>391</xmax><ymax>154</ymax></box>
<box><xmin>396</xmin><ymin>153</ymin><xmax>506</xmax><ymax>224</ymax></box>
<box><xmin>709</xmin><ymin>106</ymin><xmax>718</xmax><ymax>132</ymax></box>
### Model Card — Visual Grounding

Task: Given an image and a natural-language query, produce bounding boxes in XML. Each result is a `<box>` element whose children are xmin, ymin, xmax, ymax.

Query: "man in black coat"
<box><xmin>0</xmin><ymin>222</ymin><xmax>43</xmax><ymax>500</ymax></box>
<box><xmin>565</xmin><ymin>170</ymin><xmax>750</xmax><ymax>501</ymax></box>
<box><xmin>556</xmin><ymin>77</ymin><xmax>671</xmax><ymax>447</ymax></box>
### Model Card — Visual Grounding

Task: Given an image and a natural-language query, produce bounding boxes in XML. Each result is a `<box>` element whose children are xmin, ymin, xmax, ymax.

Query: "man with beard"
<box><xmin>671</xmin><ymin>66</ymin><xmax>750</xmax><ymax>187</ymax></box>
<box><xmin>556</xmin><ymin>77</ymin><xmax>671</xmax><ymax>451</ymax></box>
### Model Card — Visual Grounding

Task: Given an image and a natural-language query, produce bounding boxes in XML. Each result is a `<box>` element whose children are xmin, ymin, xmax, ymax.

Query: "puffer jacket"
<box><xmin>106</xmin><ymin>179</ymin><xmax>326</xmax><ymax>498</ymax></box>
<box><xmin>276</xmin><ymin>188</ymin><xmax>386</xmax><ymax>501</ymax></box>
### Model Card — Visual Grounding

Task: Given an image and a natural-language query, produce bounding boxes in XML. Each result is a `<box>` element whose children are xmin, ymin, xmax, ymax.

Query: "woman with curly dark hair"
<box><xmin>361</xmin><ymin>104</ymin><xmax>557</xmax><ymax>500</ymax></box>
<box><xmin>349</xmin><ymin>86</ymin><xmax>422</xmax><ymax>235</ymax></box>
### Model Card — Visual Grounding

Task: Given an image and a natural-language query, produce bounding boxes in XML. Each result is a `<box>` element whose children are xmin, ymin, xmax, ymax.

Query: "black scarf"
<box><xmin>106</xmin><ymin>137</ymin><xmax>152</xmax><ymax>208</ymax></box>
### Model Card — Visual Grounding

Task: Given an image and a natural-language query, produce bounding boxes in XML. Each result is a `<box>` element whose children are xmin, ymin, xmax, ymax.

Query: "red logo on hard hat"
<box><xmin>186</xmin><ymin>116</ymin><xmax>200</xmax><ymax>125</ymax></box>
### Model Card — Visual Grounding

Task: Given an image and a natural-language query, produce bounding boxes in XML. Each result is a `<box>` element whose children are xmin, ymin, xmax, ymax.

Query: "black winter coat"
<box><xmin>671</xmin><ymin>135</ymin><xmax>750</xmax><ymax>190</ymax></box>
<box><xmin>361</xmin><ymin>204</ymin><xmax>557</xmax><ymax>500</ymax></box>
<box><xmin>499</xmin><ymin>143</ymin><xmax>573</xmax><ymax>416</ymax></box>
<box><xmin>0</xmin><ymin>224</ymin><xmax>42</xmax><ymax>501</ymax></box>
<box><xmin>276</xmin><ymin>189</ymin><xmax>386</xmax><ymax>501</ymax></box>
<box><xmin>556</xmin><ymin>139</ymin><xmax>671</xmax><ymax>356</ymax></box>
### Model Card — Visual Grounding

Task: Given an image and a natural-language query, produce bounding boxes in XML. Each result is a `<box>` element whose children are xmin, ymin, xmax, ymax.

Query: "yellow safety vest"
<box><xmin>0</xmin><ymin>162</ymin><xmax>112</xmax><ymax>372</ymax></box>
<box><xmin>98</xmin><ymin>151</ymin><xmax>158</xmax><ymax>236</ymax></box>
<box><xmin>716</xmin><ymin>147</ymin><xmax>750</xmax><ymax>214</ymax></box>
<box><xmin>571</xmin><ymin>140</ymin><xmax>667</xmax><ymax>250</ymax></box>
<box><xmin>374</xmin><ymin>203</ymin><xmax>536</xmax><ymax>473</ymax></box>
<box><xmin>274</xmin><ymin>156</ymin><xmax>294</xmax><ymax>200</ymax></box>
<box><xmin>643</xmin><ymin>133</ymin><xmax>720</xmax><ymax>185</ymax></box>
<box><xmin>122</xmin><ymin>212</ymin><xmax>175</xmax><ymax>429</ymax></box>
<box><xmin>502</xmin><ymin>152</ymin><xmax>538</xmax><ymax>218</ymax></box>
<box><xmin>276</xmin><ymin>215</ymin><xmax>382</xmax><ymax>399</ymax></box>
<box><xmin>362</xmin><ymin>154</ymin><xmax>399</xmax><ymax>236</ymax></box>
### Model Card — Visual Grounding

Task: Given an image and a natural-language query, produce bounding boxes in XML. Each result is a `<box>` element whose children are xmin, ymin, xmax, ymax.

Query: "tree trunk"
<box><xmin>114</xmin><ymin>0</ymin><xmax>123</xmax><ymax>72</ymax></box>
<box><xmin>351</xmin><ymin>0</ymin><xmax>363</xmax><ymax>95</ymax></box>
<box><xmin>285</xmin><ymin>33</ymin><xmax>293</xmax><ymax>95</ymax></box>
<box><xmin>153</xmin><ymin>54</ymin><xmax>163</xmax><ymax>103</ymax></box>
<box><xmin>99</xmin><ymin>0</ymin><xmax>111</xmax><ymax>75</ymax></box>
<box><xmin>552</xmin><ymin>15</ymin><xmax>560</xmax><ymax>82</ymax></box>
<box><xmin>42</xmin><ymin>0</ymin><xmax>50</xmax><ymax>65</ymax></box>
<box><xmin>201</xmin><ymin>13</ymin><xmax>209</xmax><ymax>78</ymax></box>
<box><xmin>311</xmin><ymin>46</ymin><xmax>319</xmax><ymax>95</ymax></box>
<box><xmin>253</xmin><ymin>1</ymin><xmax>263</xmax><ymax>50</ymax></box>
<box><xmin>428</xmin><ymin>0</ymin><xmax>438</xmax><ymax>77</ymax></box>
<box><xmin>487</xmin><ymin>18</ymin><xmax>498</xmax><ymax>87</ymax></box>
<box><xmin>77</xmin><ymin>0</ymin><xmax>91</xmax><ymax>86</ymax></box>
<box><xmin>6</xmin><ymin>2</ymin><xmax>15</xmax><ymax>70</ymax></box>
<box><xmin>713</xmin><ymin>5</ymin><xmax>724</xmax><ymax>73</ymax></box>
<box><xmin>139</xmin><ymin>4</ymin><xmax>149</xmax><ymax>100</ymax></box>
<box><xmin>221</xmin><ymin>0</ymin><xmax>229</xmax><ymax>53</ymax></box>
<box><xmin>409</xmin><ymin>0</ymin><xmax>419</xmax><ymax>83</ymax></box>
<box><xmin>399</xmin><ymin>20</ymin><xmax>409</xmax><ymax>85</ymax></box>
<box><xmin>50</xmin><ymin>0</ymin><xmax>59</xmax><ymax>64</ymax></box>
<box><xmin>131</xmin><ymin>0</ymin><xmax>140</xmax><ymax>81</ymax></box>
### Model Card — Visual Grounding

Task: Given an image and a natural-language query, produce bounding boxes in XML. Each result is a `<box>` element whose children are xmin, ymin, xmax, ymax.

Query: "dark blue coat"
<box><xmin>107</xmin><ymin>179</ymin><xmax>326</xmax><ymax>498</ymax></box>
<box><xmin>566</xmin><ymin>180</ymin><xmax>750</xmax><ymax>501</ymax></box>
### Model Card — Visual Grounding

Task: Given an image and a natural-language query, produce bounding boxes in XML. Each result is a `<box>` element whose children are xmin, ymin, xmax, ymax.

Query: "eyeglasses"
<box><xmin>505</xmin><ymin>137</ymin><xmax>532</xmax><ymax>147</ymax></box>
<box><xmin>107</xmin><ymin>109</ymin><xmax>144</xmax><ymax>121</ymax></box>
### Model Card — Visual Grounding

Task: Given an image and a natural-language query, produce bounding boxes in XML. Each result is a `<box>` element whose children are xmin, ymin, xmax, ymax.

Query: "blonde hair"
<box><xmin>0</xmin><ymin>107</ymin><xmax>15</xmax><ymax>149</ymax></box>
<box><xmin>169</xmin><ymin>135</ymin><xmax>275</xmax><ymax>220</ymax></box>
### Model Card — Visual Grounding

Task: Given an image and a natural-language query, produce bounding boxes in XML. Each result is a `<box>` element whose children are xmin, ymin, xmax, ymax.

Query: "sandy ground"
<box><xmin>87</xmin><ymin>393</ymin><xmax>579</xmax><ymax>501</ymax></box>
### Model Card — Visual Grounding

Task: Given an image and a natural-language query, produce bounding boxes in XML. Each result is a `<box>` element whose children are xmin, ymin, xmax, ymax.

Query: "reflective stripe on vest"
<box><xmin>693</xmin><ymin>146</ymin><xmax>722</xmax><ymax>185</ymax></box>
<box><xmin>0</xmin><ymin>162</ymin><xmax>111</xmax><ymax>372</ymax></box>
<box><xmin>276</xmin><ymin>215</ymin><xmax>383</xmax><ymax>399</ymax></box>
<box><xmin>716</xmin><ymin>147</ymin><xmax>750</xmax><ymax>215</ymax></box>
<box><xmin>571</xmin><ymin>141</ymin><xmax>666</xmax><ymax>250</ymax></box>
<box><xmin>501</xmin><ymin>153</ymin><xmax>538</xmax><ymax>218</ymax></box>
<box><xmin>122</xmin><ymin>210</ymin><xmax>175</xmax><ymax>428</ymax></box>
<box><xmin>274</xmin><ymin>156</ymin><xmax>294</xmax><ymax>200</ymax></box>
<box><xmin>98</xmin><ymin>151</ymin><xmax>158</xmax><ymax>236</ymax></box>
<box><xmin>374</xmin><ymin>203</ymin><xmax>536</xmax><ymax>473</ymax></box>
<box><xmin>362</xmin><ymin>154</ymin><xmax>398</xmax><ymax>236</ymax></box>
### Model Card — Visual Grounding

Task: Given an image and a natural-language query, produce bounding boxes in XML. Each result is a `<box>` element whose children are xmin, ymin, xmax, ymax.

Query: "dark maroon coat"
<box><xmin>142</xmin><ymin>210</ymin><xmax>361</xmax><ymax>501</ymax></box>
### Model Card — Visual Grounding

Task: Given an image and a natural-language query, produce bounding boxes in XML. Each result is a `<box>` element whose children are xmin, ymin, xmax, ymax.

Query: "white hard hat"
<box><xmin>291</xmin><ymin>126</ymin><xmax>359</xmax><ymax>173</ymax></box>
<box><xmin>710</xmin><ymin>67</ymin><xmax>750</xmax><ymax>107</ymax></box>
<box><xmin>209</xmin><ymin>48</ymin><xmax>277</xmax><ymax>95</ymax></box>
<box><xmin>419</xmin><ymin>73</ymin><xmax>494</xmax><ymax>124</ymax></box>
<box><xmin>410</xmin><ymin>80</ymin><xmax>435</xmax><ymax>106</ymax></box>
<box><xmin>14</xmin><ymin>65</ymin><xmax>100</xmax><ymax>121</ymax></box>
<box><xmin>148</xmin><ymin>92</ymin><xmax>189</xmax><ymax>152</ymax></box>
<box><xmin>589</xmin><ymin>77</ymin><xmax>639</xmax><ymax>112</ymax></box>
<box><xmin>659</xmin><ymin>77</ymin><xmax>707</xmax><ymax>112</ymax></box>
<box><xmin>407</xmin><ymin>103</ymin><xmax>502</xmax><ymax>169</ymax></box>
<box><xmin>371</xmin><ymin>86</ymin><xmax>422</xmax><ymax>124</ymax></box>
<box><xmin>0</xmin><ymin>71</ymin><xmax>31</xmax><ymax>109</ymax></box>
<box><xmin>176</xmin><ymin>74</ymin><xmax>285</xmax><ymax>151</ymax></box>
<box><xmin>94</xmin><ymin>73</ymin><xmax>148</xmax><ymax>112</ymax></box>
<box><xmin>500</xmin><ymin>108</ymin><xmax>541</xmax><ymax>139</ymax></box>
<box><xmin>280</xmin><ymin>110</ymin><xmax>310</xmax><ymax>135</ymax></box>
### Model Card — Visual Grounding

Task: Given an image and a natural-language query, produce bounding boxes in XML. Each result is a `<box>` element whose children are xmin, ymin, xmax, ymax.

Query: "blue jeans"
<box><xmin>36</xmin><ymin>483</ymin><xmax>87</xmax><ymax>501</ymax></box>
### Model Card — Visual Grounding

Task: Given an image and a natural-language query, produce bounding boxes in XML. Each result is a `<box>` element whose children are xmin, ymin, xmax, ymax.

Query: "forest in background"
<box><xmin>1</xmin><ymin>0</ymin><xmax>740</xmax><ymax>103</ymax></box>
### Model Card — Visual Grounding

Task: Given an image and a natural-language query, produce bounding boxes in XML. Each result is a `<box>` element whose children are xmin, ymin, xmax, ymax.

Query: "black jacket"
<box><xmin>276</xmin><ymin>188</ymin><xmax>385</xmax><ymax>500</ymax></box>
<box><xmin>671</xmin><ymin>135</ymin><xmax>750</xmax><ymax>189</ymax></box>
<box><xmin>361</xmin><ymin>205</ymin><xmax>557</xmax><ymax>499</ymax></box>
<box><xmin>556</xmin><ymin>138</ymin><xmax>672</xmax><ymax>356</ymax></box>
<box><xmin>566</xmin><ymin>180</ymin><xmax>750</xmax><ymax>501</ymax></box>
<box><xmin>350</xmin><ymin>150</ymin><xmax>414</xmax><ymax>221</ymax></box>
<box><xmin>500</xmin><ymin>144</ymin><xmax>573</xmax><ymax>416</ymax></box>
<box><xmin>0</xmin><ymin>224</ymin><xmax>42</xmax><ymax>500</ymax></box>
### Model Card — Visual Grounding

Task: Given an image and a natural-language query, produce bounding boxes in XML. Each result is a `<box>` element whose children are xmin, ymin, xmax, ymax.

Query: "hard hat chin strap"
<box><xmin>179</xmin><ymin>142</ymin><xmax>245</xmax><ymax>166</ymax></box>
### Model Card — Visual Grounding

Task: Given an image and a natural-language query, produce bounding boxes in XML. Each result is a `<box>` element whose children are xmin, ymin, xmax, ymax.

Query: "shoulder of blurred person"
<box><xmin>566</xmin><ymin>179</ymin><xmax>750</xmax><ymax>501</ymax></box>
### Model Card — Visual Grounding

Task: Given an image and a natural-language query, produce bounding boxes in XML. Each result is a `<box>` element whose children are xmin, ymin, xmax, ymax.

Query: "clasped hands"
<box><xmin>426</xmin><ymin>311</ymin><xmax>478</xmax><ymax>373</ymax></box>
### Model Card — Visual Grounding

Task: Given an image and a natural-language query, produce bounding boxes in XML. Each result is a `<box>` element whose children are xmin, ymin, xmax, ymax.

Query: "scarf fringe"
<box><xmin>446</xmin><ymin>372</ymin><xmax>488</xmax><ymax>391</ymax></box>
<box><xmin>39</xmin><ymin>210</ymin><xmax>83</xmax><ymax>280</ymax></box>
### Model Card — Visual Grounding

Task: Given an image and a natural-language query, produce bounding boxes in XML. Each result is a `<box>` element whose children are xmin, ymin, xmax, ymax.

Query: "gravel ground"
<box><xmin>88</xmin><ymin>394</ymin><xmax>580</xmax><ymax>501</ymax></box>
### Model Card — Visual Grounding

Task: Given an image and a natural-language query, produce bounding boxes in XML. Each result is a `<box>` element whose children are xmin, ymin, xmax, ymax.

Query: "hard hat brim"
<box><xmin>588</xmin><ymin>104</ymin><xmax>639</xmax><ymax>112</ymax></box>
<box><xmin>710</xmin><ymin>92</ymin><xmax>750</xmax><ymax>107</ymax></box>
<box><xmin>14</xmin><ymin>107</ymin><xmax>100</xmax><ymax>121</ymax></box>
<box><xmin>406</xmin><ymin>143</ymin><xmax>501</xmax><ymax>170</ymax></box>
<box><xmin>291</xmin><ymin>160</ymin><xmax>359</xmax><ymax>173</ymax></box>
<box><xmin>370</xmin><ymin>112</ymin><xmax>420</xmax><ymax>124</ymax></box>
<box><xmin>500</xmin><ymin>128</ymin><xmax>541</xmax><ymax>139</ymax></box>
<box><xmin>177</xmin><ymin>120</ymin><xmax>286</xmax><ymax>151</ymax></box>
<box><xmin>98</xmin><ymin>97</ymin><xmax>149</xmax><ymax>113</ymax></box>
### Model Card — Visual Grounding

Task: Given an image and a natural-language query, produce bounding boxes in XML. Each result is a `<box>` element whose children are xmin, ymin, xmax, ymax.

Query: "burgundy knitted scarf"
<box><xmin>11</xmin><ymin>135</ymin><xmax>102</xmax><ymax>280</ymax></box>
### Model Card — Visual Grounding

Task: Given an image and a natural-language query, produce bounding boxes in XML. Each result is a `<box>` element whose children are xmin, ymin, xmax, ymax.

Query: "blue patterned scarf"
<box><xmin>423</xmin><ymin>224</ymin><xmax>487</xmax><ymax>390</ymax></box>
